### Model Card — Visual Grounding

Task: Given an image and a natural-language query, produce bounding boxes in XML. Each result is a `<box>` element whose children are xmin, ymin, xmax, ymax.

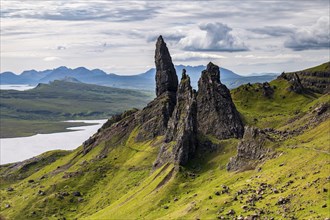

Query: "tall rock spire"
<box><xmin>196</xmin><ymin>62</ymin><xmax>244</xmax><ymax>139</ymax></box>
<box><xmin>155</xmin><ymin>35</ymin><xmax>178</xmax><ymax>97</ymax></box>
<box><xmin>154</xmin><ymin>70</ymin><xmax>198</xmax><ymax>167</ymax></box>
<box><xmin>135</xmin><ymin>36</ymin><xmax>177</xmax><ymax>141</ymax></box>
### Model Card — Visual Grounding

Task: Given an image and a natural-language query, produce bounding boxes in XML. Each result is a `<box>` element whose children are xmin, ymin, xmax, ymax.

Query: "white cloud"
<box><xmin>43</xmin><ymin>57</ymin><xmax>61</xmax><ymax>61</ymax></box>
<box><xmin>285</xmin><ymin>16</ymin><xmax>330</xmax><ymax>51</ymax></box>
<box><xmin>172</xmin><ymin>52</ymin><xmax>226</xmax><ymax>61</ymax></box>
<box><xmin>179</xmin><ymin>22</ymin><xmax>248</xmax><ymax>52</ymax></box>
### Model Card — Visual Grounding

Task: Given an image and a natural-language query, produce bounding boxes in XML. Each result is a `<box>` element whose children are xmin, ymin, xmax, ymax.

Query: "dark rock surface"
<box><xmin>227</xmin><ymin>126</ymin><xmax>272</xmax><ymax>171</ymax></box>
<box><xmin>154</xmin><ymin>70</ymin><xmax>198</xmax><ymax>167</ymax></box>
<box><xmin>155</xmin><ymin>35</ymin><xmax>178</xmax><ymax>97</ymax></box>
<box><xmin>196</xmin><ymin>62</ymin><xmax>244</xmax><ymax>139</ymax></box>
<box><xmin>262</xmin><ymin>82</ymin><xmax>274</xmax><ymax>98</ymax></box>
<box><xmin>135</xmin><ymin>91</ymin><xmax>176</xmax><ymax>141</ymax></box>
<box><xmin>135</xmin><ymin>36</ymin><xmax>178</xmax><ymax>141</ymax></box>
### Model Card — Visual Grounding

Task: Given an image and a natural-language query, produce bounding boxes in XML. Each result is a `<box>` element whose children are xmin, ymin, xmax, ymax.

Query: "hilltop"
<box><xmin>0</xmin><ymin>37</ymin><xmax>329</xmax><ymax>220</ymax></box>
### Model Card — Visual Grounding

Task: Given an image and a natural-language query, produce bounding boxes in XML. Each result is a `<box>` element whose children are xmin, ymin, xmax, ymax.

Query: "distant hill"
<box><xmin>0</xmin><ymin>80</ymin><xmax>154</xmax><ymax>138</ymax></box>
<box><xmin>0</xmin><ymin>65</ymin><xmax>277</xmax><ymax>90</ymax></box>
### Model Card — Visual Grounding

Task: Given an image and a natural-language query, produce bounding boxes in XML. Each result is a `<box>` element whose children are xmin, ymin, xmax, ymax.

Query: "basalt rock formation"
<box><xmin>196</xmin><ymin>62</ymin><xmax>244</xmax><ymax>139</ymax></box>
<box><xmin>83</xmin><ymin>36</ymin><xmax>243</xmax><ymax>166</ymax></box>
<box><xmin>227</xmin><ymin>126</ymin><xmax>273</xmax><ymax>171</ymax></box>
<box><xmin>135</xmin><ymin>36</ymin><xmax>178</xmax><ymax>141</ymax></box>
<box><xmin>154</xmin><ymin>70</ymin><xmax>198</xmax><ymax>167</ymax></box>
<box><xmin>155</xmin><ymin>35</ymin><xmax>178</xmax><ymax>97</ymax></box>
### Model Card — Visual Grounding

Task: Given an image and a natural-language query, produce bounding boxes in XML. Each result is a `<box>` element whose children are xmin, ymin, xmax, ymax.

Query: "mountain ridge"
<box><xmin>0</xmin><ymin>65</ymin><xmax>276</xmax><ymax>90</ymax></box>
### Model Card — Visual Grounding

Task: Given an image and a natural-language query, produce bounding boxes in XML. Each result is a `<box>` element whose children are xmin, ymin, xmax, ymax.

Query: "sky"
<box><xmin>1</xmin><ymin>0</ymin><xmax>329</xmax><ymax>76</ymax></box>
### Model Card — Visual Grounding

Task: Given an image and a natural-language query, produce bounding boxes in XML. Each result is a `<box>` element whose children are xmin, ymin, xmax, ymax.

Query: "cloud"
<box><xmin>179</xmin><ymin>22</ymin><xmax>248</xmax><ymax>52</ymax></box>
<box><xmin>43</xmin><ymin>57</ymin><xmax>61</xmax><ymax>61</ymax></box>
<box><xmin>172</xmin><ymin>52</ymin><xmax>226</xmax><ymax>61</ymax></box>
<box><xmin>249</xmin><ymin>26</ymin><xmax>295</xmax><ymax>37</ymax></box>
<box><xmin>1</xmin><ymin>1</ymin><xmax>160</xmax><ymax>22</ymax></box>
<box><xmin>146</xmin><ymin>31</ymin><xmax>186</xmax><ymax>43</ymax></box>
<box><xmin>235</xmin><ymin>54</ymin><xmax>301</xmax><ymax>59</ymax></box>
<box><xmin>285</xmin><ymin>16</ymin><xmax>330</xmax><ymax>51</ymax></box>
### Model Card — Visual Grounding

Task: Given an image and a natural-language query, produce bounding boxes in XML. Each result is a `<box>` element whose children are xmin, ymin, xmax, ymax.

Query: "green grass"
<box><xmin>296</xmin><ymin>61</ymin><xmax>329</xmax><ymax>73</ymax></box>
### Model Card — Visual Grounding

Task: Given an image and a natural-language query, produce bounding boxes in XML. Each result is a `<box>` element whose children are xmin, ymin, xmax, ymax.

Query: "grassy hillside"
<box><xmin>0</xmin><ymin>81</ymin><xmax>154</xmax><ymax>138</ymax></box>
<box><xmin>0</xmin><ymin>76</ymin><xmax>329</xmax><ymax>219</ymax></box>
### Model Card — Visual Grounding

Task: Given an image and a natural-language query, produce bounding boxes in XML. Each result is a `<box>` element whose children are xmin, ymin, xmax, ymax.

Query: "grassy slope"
<box><xmin>0</xmin><ymin>77</ymin><xmax>329</xmax><ymax>219</ymax></box>
<box><xmin>0</xmin><ymin>81</ymin><xmax>153</xmax><ymax>138</ymax></box>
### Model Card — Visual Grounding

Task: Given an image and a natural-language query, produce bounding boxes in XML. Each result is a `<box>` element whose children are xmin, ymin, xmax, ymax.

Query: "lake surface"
<box><xmin>0</xmin><ymin>84</ymin><xmax>36</xmax><ymax>91</ymax></box>
<box><xmin>0</xmin><ymin>119</ymin><xmax>107</xmax><ymax>165</ymax></box>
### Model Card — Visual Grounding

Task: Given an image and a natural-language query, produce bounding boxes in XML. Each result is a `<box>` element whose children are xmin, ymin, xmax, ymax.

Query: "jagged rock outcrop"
<box><xmin>279</xmin><ymin>72</ymin><xmax>304</xmax><ymax>93</ymax></box>
<box><xmin>154</xmin><ymin>70</ymin><xmax>198</xmax><ymax>167</ymax></box>
<box><xmin>227</xmin><ymin>126</ymin><xmax>272</xmax><ymax>171</ymax></box>
<box><xmin>262</xmin><ymin>82</ymin><xmax>274</xmax><ymax>98</ymax></box>
<box><xmin>155</xmin><ymin>35</ymin><xmax>178</xmax><ymax>97</ymax></box>
<box><xmin>196</xmin><ymin>62</ymin><xmax>244</xmax><ymax>139</ymax></box>
<box><xmin>135</xmin><ymin>36</ymin><xmax>178</xmax><ymax>141</ymax></box>
<box><xmin>82</xmin><ymin>37</ymin><xmax>245</xmax><ymax>167</ymax></box>
<box><xmin>279</xmin><ymin>62</ymin><xmax>330</xmax><ymax>94</ymax></box>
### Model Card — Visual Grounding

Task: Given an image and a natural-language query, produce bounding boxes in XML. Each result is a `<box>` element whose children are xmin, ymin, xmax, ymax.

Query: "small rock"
<box><xmin>323</xmin><ymin>188</ymin><xmax>328</xmax><ymax>192</ymax></box>
<box><xmin>7</xmin><ymin>187</ymin><xmax>14</xmax><ymax>192</ymax></box>
<box><xmin>38</xmin><ymin>190</ymin><xmax>46</xmax><ymax>196</ymax></box>
<box><xmin>241</xmin><ymin>205</ymin><xmax>248</xmax><ymax>210</ymax></box>
<box><xmin>28</xmin><ymin>179</ymin><xmax>35</xmax><ymax>183</ymax></box>
<box><xmin>163</xmin><ymin>205</ymin><xmax>169</xmax><ymax>209</ymax></box>
<box><xmin>77</xmin><ymin>197</ymin><xmax>84</xmax><ymax>203</ymax></box>
<box><xmin>5</xmin><ymin>204</ymin><xmax>10</xmax><ymax>208</ymax></box>
<box><xmin>72</xmin><ymin>191</ymin><xmax>81</xmax><ymax>197</ymax></box>
<box><xmin>226</xmin><ymin>209</ymin><xmax>235</xmax><ymax>215</ymax></box>
<box><xmin>279</xmin><ymin>163</ymin><xmax>284</xmax><ymax>167</ymax></box>
<box><xmin>237</xmin><ymin>215</ymin><xmax>244</xmax><ymax>220</ymax></box>
<box><xmin>31</xmin><ymin>211</ymin><xmax>36</xmax><ymax>215</ymax></box>
<box><xmin>215</xmin><ymin>191</ymin><xmax>221</xmax><ymax>196</ymax></box>
<box><xmin>276</xmin><ymin>197</ymin><xmax>290</xmax><ymax>205</ymax></box>
<box><xmin>173</xmin><ymin>197</ymin><xmax>178</xmax><ymax>202</ymax></box>
<box><xmin>322</xmin><ymin>204</ymin><xmax>327</xmax><ymax>208</ymax></box>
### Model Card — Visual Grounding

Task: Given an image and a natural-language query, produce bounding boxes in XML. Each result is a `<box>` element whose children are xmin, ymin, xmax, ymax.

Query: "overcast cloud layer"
<box><xmin>1</xmin><ymin>0</ymin><xmax>329</xmax><ymax>75</ymax></box>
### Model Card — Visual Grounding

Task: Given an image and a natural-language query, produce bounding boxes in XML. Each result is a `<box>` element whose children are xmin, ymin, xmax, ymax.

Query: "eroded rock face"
<box><xmin>136</xmin><ymin>36</ymin><xmax>178</xmax><ymax>141</ymax></box>
<box><xmin>227</xmin><ymin>126</ymin><xmax>272</xmax><ymax>171</ymax></box>
<box><xmin>135</xmin><ymin>91</ymin><xmax>176</xmax><ymax>141</ymax></box>
<box><xmin>279</xmin><ymin>63</ymin><xmax>330</xmax><ymax>94</ymax></box>
<box><xmin>154</xmin><ymin>70</ymin><xmax>198</xmax><ymax>167</ymax></box>
<box><xmin>197</xmin><ymin>62</ymin><xmax>244</xmax><ymax>139</ymax></box>
<box><xmin>282</xmin><ymin>72</ymin><xmax>305</xmax><ymax>94</ymax></box>
<box><xmin>155</xmin><ymin>35</ymin><xmax>178</xmax><ymax>97</ymax></box>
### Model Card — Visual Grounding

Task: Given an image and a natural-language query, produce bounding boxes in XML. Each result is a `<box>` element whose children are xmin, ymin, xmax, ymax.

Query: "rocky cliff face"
<box><xmin>279</xmin><ymin>62</ymin><xmax>330</xmax><ymax>94</ymax></box>
<box><xmin>83</xmin><ymin>36</ymin><xmax>244</xmax><ymax>167</ymax></box>
<box><xmin>227</xmin><ymin>126</ymin><xmax>272</xmax><ymax>171</ymax></box>
<box><xmin>197</xmin><ymin>62</ymin><xmax>244</xmax><ymax>139</ymax></box>
<box><xmin>154</xmin><ymin>70</ymin><xmax>198</xmax><ymax>167</ymax></box>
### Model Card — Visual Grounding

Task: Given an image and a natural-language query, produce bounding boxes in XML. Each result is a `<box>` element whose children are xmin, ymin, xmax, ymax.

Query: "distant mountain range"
<box><xmin>0</xmin><ymin>65</ymin><xmax>278</xmax><ymax>90</ymax></box>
